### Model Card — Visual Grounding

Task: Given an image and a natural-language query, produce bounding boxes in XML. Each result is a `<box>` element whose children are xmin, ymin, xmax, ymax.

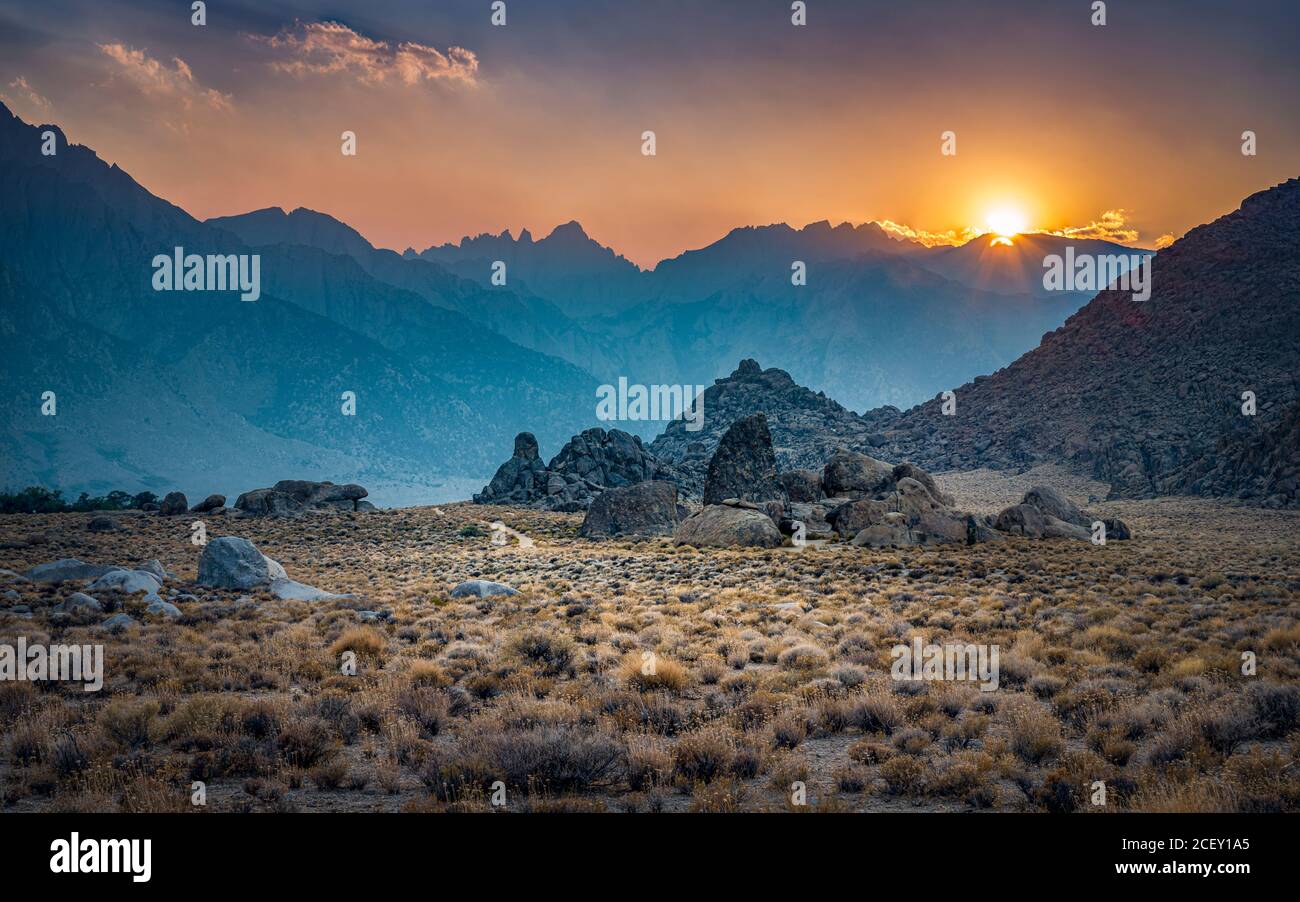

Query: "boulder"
<box><xmin>674</xmin><ymin>505</ymin><xmax>784</xmax><ymax>548</ymax></box>
<box><xmin>24</xmin><ymin>559</ymin><xmax>117</xmax><ymax>583</ymax></box>
<box><xmin>822</xmin><ymin>449</ymin><xmax>894</xmax><ymax>498</ymax></box>
<box><xmin>159</xmin><ymin>492</ymin><xmax>189</xmax><ymax>516</ymax></box>
<box><xmin>579</xmin><ymin>480</ymin><xmax>683</xmax><ymax>537</ymax></box>
<box><xmin>891</xmin><ymin>463</ymin><xmax>954</xmax><ymax>507</ymax></box>
<box><xmin>87</xmin><ymin>569</ymin><xmax>162</xmax><ymax>595</ymax></box>
<box><xmin>197</xmin><ymin>536</ymin><xmax>272</xmax><ymax>589</ymax></box>
<box><xmin>56</xmin><ymin>592</ymin><xmax>103</xmax><ymax>614</ymax></box>
<box><xmin>851</xmin><ymin>519</ymin><xmax>915</xmax><ymax>547</ymax></box>
<box><xmin>779</xmin><ymin>469</ymin><xmax>825</xmax><ymax>502</ymax></box>
<box><xmin>1022</xmin><ymin>485</ymin><xmax>1088</xmax><ymax>527</ymax></box>
<box><xmin>191</xmin><ymin>494</ymin><xmax>226</xmax><ymax>513</ymax></box>
<box><xmin>827</xmin><ymin>499</ymin><xmax>892</xmax><ymax>538</ymax></box>
<box><xmin>450</xmin><ymin>579</ymin><xmax>518</xmax><ymax>598</ymax></box>
<box><xmin>145</xmin><ymin>599</ymin><xmax>182</xmax><ymax>619</ymax></box>
<box><xmin>994</xmin><ymin>503</ymin><xmax>1091</xmax><ymax>540</ymax></box>
<box><xmin>140</xmin><ymin>560</ymin><xmax>167</xmax><ymax>583</ymax></box>
<box><xmin>101</xmin><ymin>613</ymin><xmax>136</xmax><ymax>631</ymax></box>
<box><xmin>704</xmin><ymin>414</ymin><xmax>784</xmax><ymax>506</ymax></box>
<box><xmin>86</xmin><ymin>516</ymin><xmax>120</xmax><ymax>532</ymax></box>
<box><xmin>268</xmin><ymin>578</ymin><xmax>349</xmax><ymax>601</ymax></box>
<box><xmin>786</xmin><ymin>501</ymin><xmax>835</xmax><ymax>536</ymax></box>
<box><xmin>1103</xmin><ymin>518</ymin><xmax>1132</xmax><ymax>541</ymax></box>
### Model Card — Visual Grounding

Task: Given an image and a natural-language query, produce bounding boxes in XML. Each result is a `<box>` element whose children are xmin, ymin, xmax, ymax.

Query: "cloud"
<box><xmin>1</xmin><ymin>76</ymin><xmax>52</xmax><ymax>114</ymax></box>
<box><xmin>251</xmin><ymin>21</ymin><xmax>478</xmax><ymax>86</ymax></box>
<box><xmin>98</xmin><ymin>43</ymin><xmax>233</xmax><ymax>111</ymax></box>
<box><xmin>1154</xmin><ymin>233</ymin><xmax>1176</xmax><ymax>250</ymax></box>
<box><xmin>875</xmin><ymin>219</ymin><xmax>981</xmax><ymax>247</ymax></box>
<box><xmin>877</xmin><ymin>209</ymin><xmax>1154</xmax><ymax>248</ymax></box>
<box><xmin>1048</xmin><ymin>209</ymin><xmax>1140</xmax><ymax>244</ymax></box>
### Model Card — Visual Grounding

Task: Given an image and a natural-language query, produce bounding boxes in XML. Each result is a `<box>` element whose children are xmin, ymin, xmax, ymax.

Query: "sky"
<box><xmin>1</xmin><ymin>0</ymin><xmax>1297</xmax><ymax>268</ymax></box>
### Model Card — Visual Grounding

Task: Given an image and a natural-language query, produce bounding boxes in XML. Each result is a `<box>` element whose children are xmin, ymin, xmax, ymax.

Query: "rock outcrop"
<box><xmin>651</xmin><ymin>359</ymin><xmax>896</xmax><ymax>495</ymax></box>
<box><xmin>234</xmin><ymin>480</ymin><xmax>373</xmax><ymax>516</ymax></box>
<box><xmin>475</xmin><ymin>428</ymin><xmax>678</xmax><ymax>511</ymax></box>
<box><xmin>994</xmin><ymin>486</ymin><xmax>1131</xmax><ymax>542</ymax></box>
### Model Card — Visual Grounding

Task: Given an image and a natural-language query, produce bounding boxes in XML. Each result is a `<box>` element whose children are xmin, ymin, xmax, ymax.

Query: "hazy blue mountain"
<box><xmin>405</xmin><ymin>216</ymin><xmax>1108</xmax><ymax>412</ymax></box>
<box><xmin>410</xmin><ymin>220</ymin><xmax>649</xmax><ymax>318</ymax></box>
<box><xmin>0</xmin><ymin>103</ymin><xmax>600</xmax><ymax>505</ymax></box>
<box><xmin>210</xmin><ymin>207</ymin><xmax>625</xmax><ymax>382</ymax></box>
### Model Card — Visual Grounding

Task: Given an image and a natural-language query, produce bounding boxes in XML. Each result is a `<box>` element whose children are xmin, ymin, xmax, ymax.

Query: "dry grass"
<box><xmin>0</xmin><ymin>495</ymin><xmax>1297</xmax><ymax>812</ymax></box>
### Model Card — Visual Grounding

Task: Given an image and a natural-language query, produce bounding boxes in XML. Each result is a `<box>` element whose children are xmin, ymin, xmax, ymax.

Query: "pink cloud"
<box><xmin>252</xmin><ymin>21</ymin><xmax>478</xmax><ymax>86</ymax></box>
<box><xmin>98</xmin><ymin>43</ymin><xmax>233</xmax><ymax>111</ymax></box>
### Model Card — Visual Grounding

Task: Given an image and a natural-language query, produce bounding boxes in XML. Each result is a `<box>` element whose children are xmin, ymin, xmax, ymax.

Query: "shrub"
<box><xmin>328</xmin><ymin>627</ymin><xmax>386</xmax><ymax>661</ymax></box>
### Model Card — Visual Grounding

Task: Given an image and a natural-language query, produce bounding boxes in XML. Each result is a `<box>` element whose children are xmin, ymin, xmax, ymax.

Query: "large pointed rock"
<box><xmin>703</xmin><ymin>414</ymin><xmax>784</xmax><ymax>506</ymax></box>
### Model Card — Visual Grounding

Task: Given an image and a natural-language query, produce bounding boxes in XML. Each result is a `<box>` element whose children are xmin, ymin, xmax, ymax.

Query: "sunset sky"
<box><xmin>2</xmin><ymin>0</ymin><xmax>1297</xmax><ymax>267</ymax></box>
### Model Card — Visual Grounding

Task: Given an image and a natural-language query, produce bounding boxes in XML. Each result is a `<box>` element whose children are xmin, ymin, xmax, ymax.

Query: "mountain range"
<box><xmin>7</xmin><ymin>98</ymin><xmax>1283</xmax><ymax>509</ymax></box>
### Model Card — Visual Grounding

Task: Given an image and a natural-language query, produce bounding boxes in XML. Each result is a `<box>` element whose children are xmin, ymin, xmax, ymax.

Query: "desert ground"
<box><xmin>2</xmin><ymin>466</ymin><xmax>1298</xmax><ymax>813</ymax></box>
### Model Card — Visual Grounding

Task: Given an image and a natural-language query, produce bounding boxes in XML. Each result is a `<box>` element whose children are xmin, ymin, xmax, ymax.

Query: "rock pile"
<box><xmin>671</xmin><ymin>413</ymin><xmax>1130</xmax><ymax>548</ymax></box>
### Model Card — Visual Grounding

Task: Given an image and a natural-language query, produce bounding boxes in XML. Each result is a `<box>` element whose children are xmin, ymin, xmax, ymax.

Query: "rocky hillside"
<box><xmin>871</xmin><ymin>178</ymin><xmax>1300</xmax><ymax>504</ymax></box>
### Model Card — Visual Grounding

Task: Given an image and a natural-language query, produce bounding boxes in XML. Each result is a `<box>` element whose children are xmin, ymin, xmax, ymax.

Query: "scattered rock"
<box><xmin>449</xmin><ymin>579</ymin><xmax>518</xmax><ymax>598</ymax></box>
<box><xmin>140</xmin><ymin>560</ymin><xmax>167</xmax><ymax>583</ymax></box>
<box><xmin>674</xmin><ymin>505</ymin><xmax>784</xmax><ymax>548</ymax></box>
<box><xmin>190</xmin><ymin>494</ymin><xmax>226</xmax><ymax>513</ymax></box>
<box><xmin>87</xmin><ymin>515</ymin><xmax>120</xmax><ymax>532</ymax></box>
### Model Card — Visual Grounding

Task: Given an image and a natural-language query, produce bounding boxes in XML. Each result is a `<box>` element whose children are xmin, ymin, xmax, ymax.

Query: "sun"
<box><xmin>985</xmin><ymin>207</ymin><xmax>1028</xmax><ymax>241</ymax></box>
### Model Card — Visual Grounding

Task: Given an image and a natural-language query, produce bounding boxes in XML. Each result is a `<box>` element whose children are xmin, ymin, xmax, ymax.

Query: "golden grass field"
<box><xmin>1</xmin><ymin>471</ymin><xmax>1298</xmax><ymax>813</ymax></box>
